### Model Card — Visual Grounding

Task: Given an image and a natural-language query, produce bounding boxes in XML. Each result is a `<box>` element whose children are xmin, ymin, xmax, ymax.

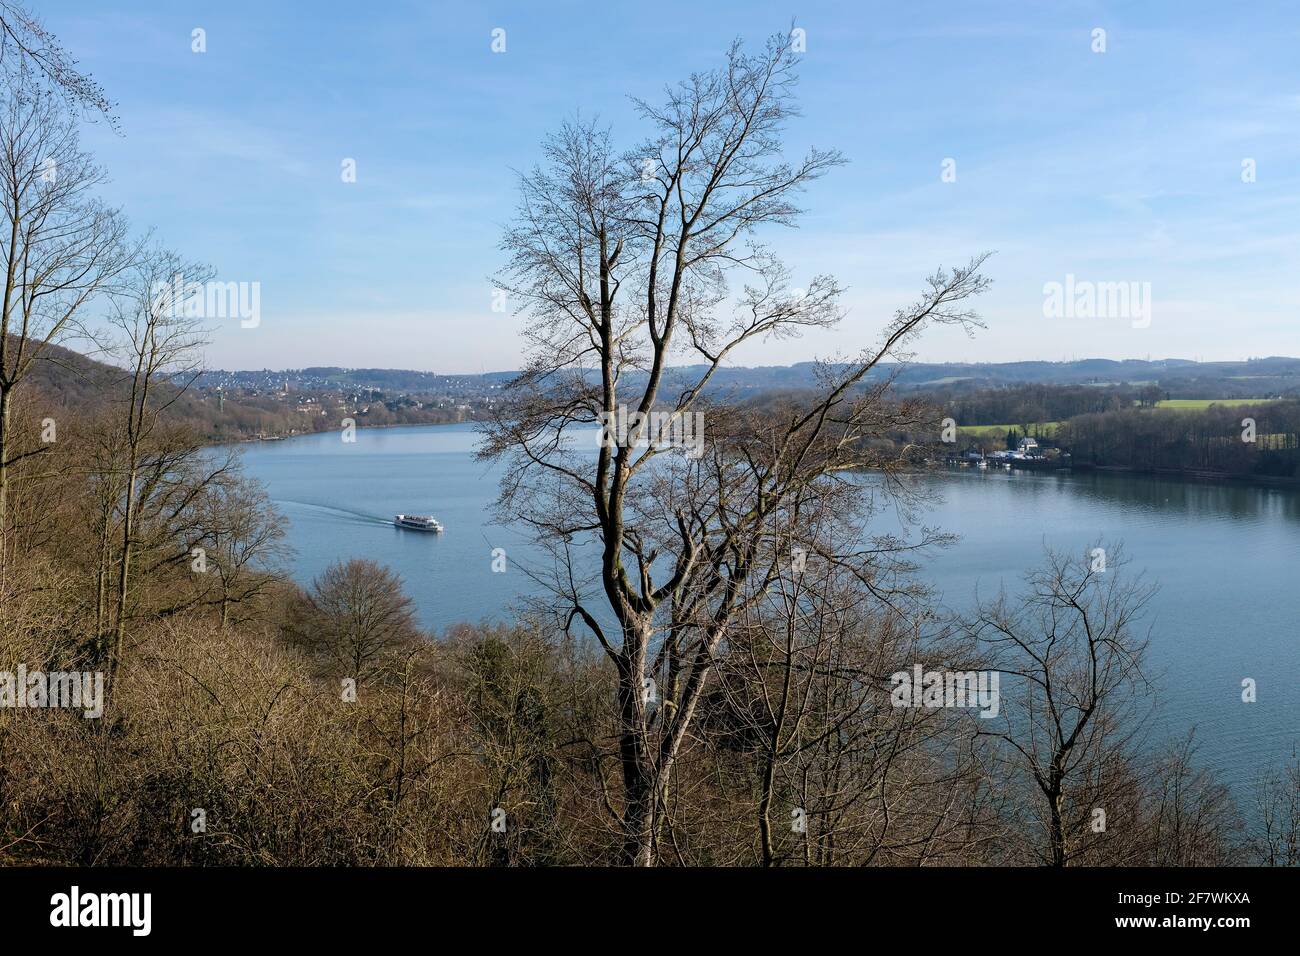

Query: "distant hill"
<box><xmin>199</xmin><ymin>356</ymin><xmax>1300</xmax><ymax>399</ymax></box>
<box><xmin>18</xmin><ymin>343</ymin><xmax>1300</xmax><ymax>440</ymax></box>
<box><xmin>10</xmin><ymin>337</ymin><xmax>284</xmax><ymax>440</ymax></box>
<box><xmin>11</xmin><ymin>339</ymin><xmax>493</xmax><ymax>442</ymax></box>
<box><xmin>6</xmin><ymin>337</ymin><xmax>124</xmax><ymax>410</ymax></box>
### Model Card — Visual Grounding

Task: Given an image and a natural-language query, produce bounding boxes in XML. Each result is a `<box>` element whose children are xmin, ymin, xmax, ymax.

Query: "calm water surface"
<box><xmin>235</xmin><ymin>422</ymin><xmax>1299</xmax><ymax>787</ymax></box>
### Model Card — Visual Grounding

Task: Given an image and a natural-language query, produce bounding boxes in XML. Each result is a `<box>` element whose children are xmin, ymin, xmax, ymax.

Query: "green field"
<box><xmin>1153</xmin><ymin>399</ymin><xmax>1273</xmax><ymax>410</ymax></box>
<box><xmin>955</xmin><ymin>400</ymin><xmax>1291</xmax><ymax>440</ymax></box>
<box><xmin>957</xmin><ymin>422</ymin><xmax>1059</xmax><ymax>439</ymax></box>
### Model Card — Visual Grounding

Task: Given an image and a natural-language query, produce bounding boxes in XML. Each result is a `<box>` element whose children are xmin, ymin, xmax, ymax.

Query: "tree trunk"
<box><xmin>1047</xmin><ymin>776</ymin><xmax>1067</xmax><ymax>867</ymax></box>
<box><xmin>112</xmin><ymin>464</ymin><xmax>138</xmax><ymax>675</ymax></box>
<box><xmin>95</xmin><ymin>495</ymin><xmax>114</xmax><ymax>653</ymax></box>
<box><xmin>0</xmin><ymin>385</ymin><xmax>10</xmax><ymax>573</ymax></box>
<box><xmin>759</xmin><ymin>639</ymin><xmax>796</xmax><ymax>867</ymax></box>
<box><xmin>759</xmin><ymin>764</ymin><xmax>777</xmax><ymax>867</ymax></box>
<box><xmin>616</xmin><ymin>625</ymin><xmax>657</xmax><ymax>866</ymax></box>
<box><xmin>621</xmin><ymin>779</ymin><xmax>656</xmax><ymax>866</ymax></box>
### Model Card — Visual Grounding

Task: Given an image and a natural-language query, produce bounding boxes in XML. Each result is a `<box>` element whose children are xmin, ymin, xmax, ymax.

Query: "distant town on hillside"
<box><xmin>196</xmin><ymin>355</ymin><xmax>1300</xmax><ymax>399</ymax></box>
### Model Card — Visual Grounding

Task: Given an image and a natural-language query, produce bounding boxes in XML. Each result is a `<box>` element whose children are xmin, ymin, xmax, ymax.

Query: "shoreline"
<box><xmin>220</xmin><ymin>423</ymin><xmax>1299</xmax><ymax>490</ymax></box>
<box><xmin>1070</xmin><ymin>462</ymin><xmax>1300</xmax><ymax>488</ymax></box>
<box><xmin>208</xmin><ymin>417</ymin><xmax>486</xmax><ymax>451</ymax></box>
<box><xmin>933</xmin><ymin>460</ymin><xmax>1300</xmax><ymax>490</ymax></box>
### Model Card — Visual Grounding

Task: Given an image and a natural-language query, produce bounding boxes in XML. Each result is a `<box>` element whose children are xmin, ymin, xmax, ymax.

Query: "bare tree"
<box><xmin>285</xmin><ymin>559</ymin><xmax>423</xmax><ymax>686</ymax></box>
<box><xmin>0</xmin><ymin>1</ymin><xmax>116</xmax><ymax>123</ymax></box>
<box><xmin>0</xmin><ymin>87</ymin><xmax>129</xmax><ymax>569</ymax></box>
<box><xmin>691</xmin><ymin>475</ymin><xmax>993</xmax><ymax>866</ymax></box>
<box><xmin>101</xmin><ymin>248</ymin><xmax>209</xmax><ymax>672</ymax></box>
<box><xmin>482</xmin><ymin>31</ymin><xmax>991</xmax><ymax>864</ymax></box>
<box><xmin>1251</xmin><ymin>753</ymin><xmax>1300</xmax><ymax>866</ymax></box>
<box><xmin>1138</xmin><ymin>731</ymin><xmax>1239</xmax><ymax>866</ymax></box>
<box><xmin>968</xmin><ymin>544</ymin><xmax>1154</xmax><ymax>866</ymax></box>
<box><xmin>184</xmin><ymin>471</ymin><xmax>287</xmax><ymax>629</ymax></box>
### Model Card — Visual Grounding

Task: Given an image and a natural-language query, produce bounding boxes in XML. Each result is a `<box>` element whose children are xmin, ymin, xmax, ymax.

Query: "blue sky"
<box><xmin>45</xmin><ymin>0</ymin><xmax>1300</xmax><ymax>372</ymax></box>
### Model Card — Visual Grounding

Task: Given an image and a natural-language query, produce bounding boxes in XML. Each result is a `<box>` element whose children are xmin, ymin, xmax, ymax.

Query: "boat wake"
<box><xmin>273</xmin><ymin>499</ymin><xmax>392</xmax><ymax>526</ymax></box>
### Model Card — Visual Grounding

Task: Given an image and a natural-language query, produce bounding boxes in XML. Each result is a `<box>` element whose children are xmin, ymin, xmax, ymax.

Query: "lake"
<box><xmin>235</xmin><ymin>422</ymin><xmax>1299</xmax><ymax>789</ymax></box>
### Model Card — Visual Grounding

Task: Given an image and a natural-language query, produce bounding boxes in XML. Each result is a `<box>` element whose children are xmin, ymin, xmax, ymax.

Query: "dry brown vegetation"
<box><xmin>0</xmin><ymin>385</ymin><xmax>1288</xmax><ymax>866</ymax></box>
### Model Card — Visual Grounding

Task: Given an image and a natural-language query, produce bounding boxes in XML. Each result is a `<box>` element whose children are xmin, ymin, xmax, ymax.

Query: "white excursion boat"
<box><xmin>394</xmin><ymin>513</ymin><xmax>444</xmax><ymax>533</ymax></box>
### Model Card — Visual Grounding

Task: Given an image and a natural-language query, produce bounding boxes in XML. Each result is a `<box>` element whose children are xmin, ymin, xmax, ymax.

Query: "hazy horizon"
<box><xmin>194</xmin><ymin>354</ymin><xmax>1300</xmax><ymax>377</ymax></box>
